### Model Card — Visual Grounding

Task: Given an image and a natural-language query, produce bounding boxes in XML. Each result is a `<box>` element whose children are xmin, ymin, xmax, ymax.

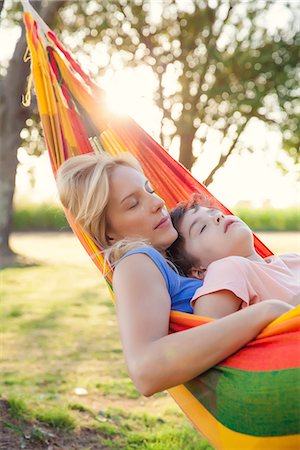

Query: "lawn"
<box><xmin>2</xmin><ymin>232</ymin><xmax>215</xmax><ymax>450</ymax></box>
<box><xmin>1</xmin><ymin>231</ymin><xmax>299</xmax><ymax>449</ymax></box>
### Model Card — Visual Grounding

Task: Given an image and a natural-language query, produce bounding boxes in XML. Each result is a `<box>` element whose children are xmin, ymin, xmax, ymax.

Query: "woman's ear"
<box><xmin>188</xmin><ymin>266</ymin><xmax>206</xmax><ymax>280</ymax></box>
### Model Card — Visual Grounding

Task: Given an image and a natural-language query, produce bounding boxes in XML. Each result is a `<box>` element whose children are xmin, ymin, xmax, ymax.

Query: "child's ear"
<box><xmin>188</xmin><ymin>266</ymin><xmax>206</xmax><ymax>280</ymax></box>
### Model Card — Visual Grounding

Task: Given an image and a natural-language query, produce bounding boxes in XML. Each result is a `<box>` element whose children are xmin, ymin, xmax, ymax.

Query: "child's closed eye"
<box><xmin>200</xmin><ymin>225</ymin><xmax>206</xmax><ymax>233</ymax></box>
<box><xmin>129</xmin><ymin>201</ymin><xmax>139</xmax><ymax>209</ymax></box>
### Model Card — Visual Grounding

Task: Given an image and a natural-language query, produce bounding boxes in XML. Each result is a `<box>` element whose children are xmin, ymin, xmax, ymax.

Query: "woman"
<box><xmin>56</xmin><ymin>151</ymin><xmax>293</xmax><ymax>397</ymax></box>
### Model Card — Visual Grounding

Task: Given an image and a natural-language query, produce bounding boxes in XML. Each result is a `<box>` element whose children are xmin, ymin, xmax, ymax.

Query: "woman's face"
<box><xmin>105</xmin><ymin>165</ymin><xmax>178</xmax><ymax>251</ymax></box>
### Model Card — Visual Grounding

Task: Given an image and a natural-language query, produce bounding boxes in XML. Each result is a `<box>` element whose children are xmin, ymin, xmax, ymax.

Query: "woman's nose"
<box><xmin>151</xmin><ymin>194</ymin><xmax>164</xmax><ymax>212</ymax></box>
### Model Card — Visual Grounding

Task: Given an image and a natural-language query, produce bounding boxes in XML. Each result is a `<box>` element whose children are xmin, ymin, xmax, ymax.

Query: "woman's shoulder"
<box><xmin>125</xmin><ymin>245</ymin><xmax>164</xmax><ymax>256</ymax></box>
<box><xmin>114</xmin><ymin>245</ymin><xmax>173</xmax><ymax>290</ymax></box>
<box><xmin>119</xmin><ymin>245</ymin><xmax>168</xmax><ymax>265</ymax></box>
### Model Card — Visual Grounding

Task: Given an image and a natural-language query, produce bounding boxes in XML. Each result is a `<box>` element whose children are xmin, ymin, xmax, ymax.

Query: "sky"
<box><xmin>1</xmin><ymin>5</ymin><xmax>299</xmax><ymax>210</ymax></box>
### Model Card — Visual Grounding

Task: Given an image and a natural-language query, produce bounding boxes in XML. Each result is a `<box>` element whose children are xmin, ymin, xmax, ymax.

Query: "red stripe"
<box><xmin>220</xmin><ymin>332</ymin><xmax>300</xmax><ymax>371</ymax></box>
<box><xmin>169</xmin><ymin>311</ymin><xmax>300</xmax><ymax>370</ymax></box>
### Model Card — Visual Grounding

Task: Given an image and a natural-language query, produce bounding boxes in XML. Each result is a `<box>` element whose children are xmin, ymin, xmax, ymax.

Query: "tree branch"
<box><xmin>203</xmin><ymin>118</ymin><xmax>249</xmax><ymax>186</ymax></box>
<box><xmin>0</xmin><ymin>1</ymin><xmax>4</xmax><ymax>17</ymax></box>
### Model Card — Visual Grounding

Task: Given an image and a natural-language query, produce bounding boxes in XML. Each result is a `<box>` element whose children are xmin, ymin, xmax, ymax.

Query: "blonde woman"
<box><xmin>56</xmin><ymin>152</ymin><xmax>293</xmax><ymax>396</ymax></box>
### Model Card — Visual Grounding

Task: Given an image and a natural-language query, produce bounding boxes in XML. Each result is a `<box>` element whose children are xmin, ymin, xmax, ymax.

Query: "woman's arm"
<box><xmin>113</xmin><ymin>254</ymin><xmax>293</xmax><ymax>397</ymax></box>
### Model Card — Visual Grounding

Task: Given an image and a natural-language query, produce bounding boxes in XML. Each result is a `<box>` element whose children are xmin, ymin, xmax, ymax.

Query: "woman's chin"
<box><xmin>154</xmin><ymin>228</ymin><xmax>178</xmax><ymax>251</ymax></box>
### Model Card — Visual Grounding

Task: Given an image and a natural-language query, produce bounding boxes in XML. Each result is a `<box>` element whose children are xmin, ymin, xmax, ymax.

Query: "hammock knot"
<box><xmin>89</xmin><ymin>136</ymin><xmax>106</xmax><ymax>154</ymax></box>
<box><xmin>22</xmin><ymin>72</ymin><xmax>33</xmax><ymax>107</ymax></box>
<box><xmin>23</xmin><ymin>46</ymin><xmax>31</xmax><ymax>63</ymax></box>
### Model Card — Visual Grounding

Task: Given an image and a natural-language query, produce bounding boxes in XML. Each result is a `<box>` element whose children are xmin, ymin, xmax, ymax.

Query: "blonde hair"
<box><xmin>56</xmin><ymin>152</ymin><xmax>148</xmax><ymax>265</ymax></box>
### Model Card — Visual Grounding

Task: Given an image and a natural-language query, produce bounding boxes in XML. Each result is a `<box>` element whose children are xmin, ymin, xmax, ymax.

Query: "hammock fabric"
<box><xmin>23</xmin><ymin>4</ymin><xmax>300</xmax><ymax>449</ymax></box>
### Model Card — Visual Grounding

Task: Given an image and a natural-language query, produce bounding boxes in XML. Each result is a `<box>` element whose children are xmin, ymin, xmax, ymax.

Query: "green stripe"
<box><xmin>185</xmin><ymin>366</ymin><xmax>300</xmax><ymax>436</ymax></box>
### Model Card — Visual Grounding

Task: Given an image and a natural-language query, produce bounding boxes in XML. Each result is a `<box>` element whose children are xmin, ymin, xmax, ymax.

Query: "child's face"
<box><xmin>178</xmin><ymin>206</ymin><xmax>255</xmax><ymax>269</ymax></box>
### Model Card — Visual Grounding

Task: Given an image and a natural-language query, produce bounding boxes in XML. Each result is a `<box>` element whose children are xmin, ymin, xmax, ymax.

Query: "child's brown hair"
<box><xmin>168</xmin><ymin>193</ymin><xmax>209</xmax><ymax>276</ymax></box>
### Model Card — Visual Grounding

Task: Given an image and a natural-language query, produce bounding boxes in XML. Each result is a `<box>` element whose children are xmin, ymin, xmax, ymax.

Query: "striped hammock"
<box><xmin>23</xmin><ymin>4</ymin><xmax>300</xmax><ymax>449</ymax></box>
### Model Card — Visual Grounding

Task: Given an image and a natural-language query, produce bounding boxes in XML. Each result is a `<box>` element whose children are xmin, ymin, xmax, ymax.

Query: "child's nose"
<box><xmin>215</xmin><ymin>213</ymin><xmax>224</xmax><ymax>224</ymax></box>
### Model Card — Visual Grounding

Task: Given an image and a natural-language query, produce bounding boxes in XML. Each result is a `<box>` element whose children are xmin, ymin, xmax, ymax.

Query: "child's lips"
<box><xmin>224</xmin><ymin>219</ymin><xmax>237</xmax><ymax>233</ymax></box>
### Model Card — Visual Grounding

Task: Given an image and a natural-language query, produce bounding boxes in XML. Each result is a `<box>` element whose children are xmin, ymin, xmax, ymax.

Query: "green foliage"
<box><xmin>235</xmin><ymin>207</ymin><xmax>300</xmax><ymax>231</ymax></box>
<box><xmin>3</xmin><ymin>0</ymin><xmax>299</xmax><ymax>181</ymax></box>
<box><xmin>55</xmin><ymin>0</ymin><xmax>299</xmax><ymax>174</ymax></box>
<box><xmin>12</xmin><ymin>203</ymin><xmax>69</xmax><ymax>231</ymax></box>
<box><xmin>12</xmin><ymin>203</ymin><xmax>300</xmax><ymax>231</ymax></box>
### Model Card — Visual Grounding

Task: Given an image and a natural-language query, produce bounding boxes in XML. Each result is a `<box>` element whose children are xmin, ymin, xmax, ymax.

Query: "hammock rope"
<box><xmin>22</xmin><ymin>4</ymin><xmax>300</xmax><ymax>449</ymax></box>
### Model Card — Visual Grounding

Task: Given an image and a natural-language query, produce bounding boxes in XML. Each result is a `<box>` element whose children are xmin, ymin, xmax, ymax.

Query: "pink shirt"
<box><xmin>191</xmin><ymin>253</ymin><xmax>300</xmax><ymax>308</ymax></box>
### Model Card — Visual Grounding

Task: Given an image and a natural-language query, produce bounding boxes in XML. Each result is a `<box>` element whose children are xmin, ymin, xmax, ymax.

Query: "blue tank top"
<box><xmin>120</xmin><ymin>246</ymin><xmax>203</xmax><ymax>314</ymax></box>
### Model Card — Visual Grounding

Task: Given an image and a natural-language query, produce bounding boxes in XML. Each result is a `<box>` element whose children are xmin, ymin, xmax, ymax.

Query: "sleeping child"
<box><xmin>168</xmin><ymin>196</ymin><xmax>300</xmax><ymax>318</ymax></box>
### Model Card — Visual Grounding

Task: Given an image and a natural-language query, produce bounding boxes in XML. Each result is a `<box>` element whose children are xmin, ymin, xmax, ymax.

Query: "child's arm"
<box><xmin>193</xmin><ymin>290</ymin><xmax>243</xmax><ymax>318</ymax></box>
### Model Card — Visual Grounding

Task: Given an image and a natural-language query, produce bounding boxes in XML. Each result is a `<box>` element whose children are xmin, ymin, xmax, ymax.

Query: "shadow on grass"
<box><xmin>0</xmin><ymin>252</ymin><xmax>41</xmax><ymax>269</ymax></box>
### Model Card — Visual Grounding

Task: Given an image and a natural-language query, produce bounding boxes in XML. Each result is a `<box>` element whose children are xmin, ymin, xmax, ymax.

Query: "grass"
<box><xmin>7</xmin><ymin>397</ymin><xmax>31</xmax><ymax>420</ymax></box>
<box><xmin>34</xmin><ymin>408</ymin><xmax>76</xmax><ymax>430</ymax></box>
<box><xmin>2</xmin><ymin>231</ymin><xmax>298</xmax><ymax>449</ymax></box>
<box><xmin>2</xmin><ymin>232</ymin><xmax>215</xmax><ymax>449</ymax></box>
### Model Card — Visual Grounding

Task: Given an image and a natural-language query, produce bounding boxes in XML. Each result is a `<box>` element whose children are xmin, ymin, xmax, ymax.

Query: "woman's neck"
<box><xmin>154</xmin><ymin>245</ymin><xmax>167</xmax><ymax>258</ymax></box>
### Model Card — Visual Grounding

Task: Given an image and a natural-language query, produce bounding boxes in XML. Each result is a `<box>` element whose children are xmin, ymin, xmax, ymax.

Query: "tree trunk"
<box><xmin>0</xmin><ymin>1</ymin><xmax>66</xmax><ymax>266</ymax></box>
<box><xmin>178</xmin><ymin>130</ymin><xmax>196</xmax><ymax>172</ymax></box>
<box><xmin>0</xmin><ymin>26</ymin><xmax>31</xmax><ymax>262</ymax></box>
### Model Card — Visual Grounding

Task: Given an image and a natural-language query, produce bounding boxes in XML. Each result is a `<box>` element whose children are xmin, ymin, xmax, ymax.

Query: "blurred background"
<box><xmin>1</xmin><ymin>2</ymin><xmax>299</xmax><ymax>448</ymax></box>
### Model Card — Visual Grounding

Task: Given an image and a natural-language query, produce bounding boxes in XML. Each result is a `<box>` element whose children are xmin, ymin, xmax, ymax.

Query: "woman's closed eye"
<box><xmin>128</xmin><ymin>200</ymin><xmax>139</xmax><ymax>209</ymax></box>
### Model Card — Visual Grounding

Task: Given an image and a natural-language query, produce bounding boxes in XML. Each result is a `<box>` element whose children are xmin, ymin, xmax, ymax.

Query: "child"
<box><xmin>168</xmin><ymin>196</ymin><xmax>300</xmax><ymax>319</ymax></box>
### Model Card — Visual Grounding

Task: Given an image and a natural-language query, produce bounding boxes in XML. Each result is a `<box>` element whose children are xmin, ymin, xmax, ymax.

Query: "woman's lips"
<box><xmin>154</xmin><ymin>217</ymin><xmax>170</xmax><ymax>229</ymax></box>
